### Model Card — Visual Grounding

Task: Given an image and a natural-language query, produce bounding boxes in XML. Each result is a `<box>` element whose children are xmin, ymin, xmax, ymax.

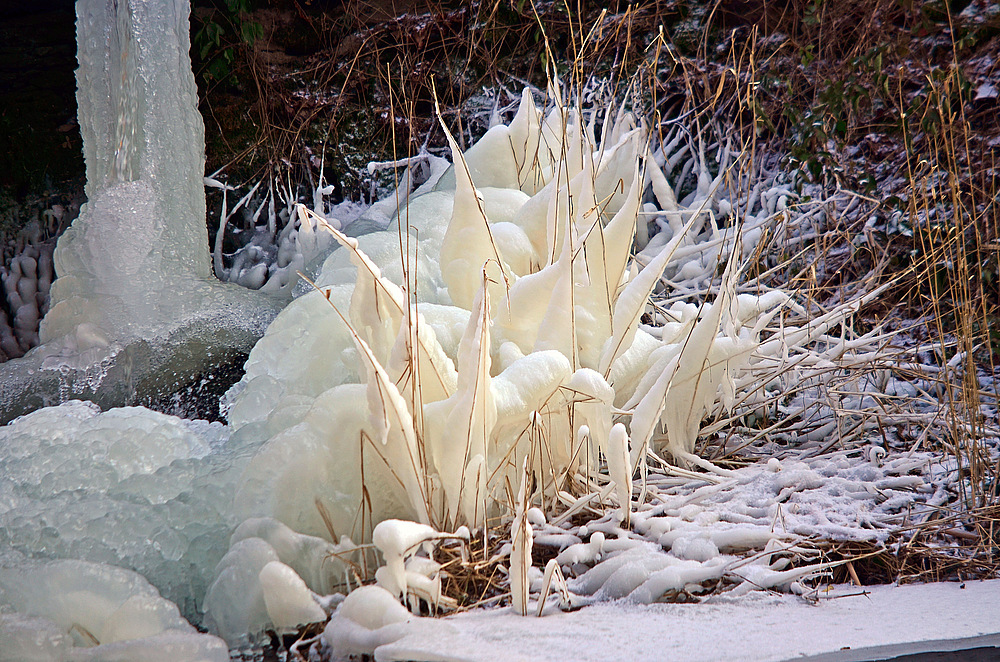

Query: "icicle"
<box><xmin>599</xmin><ymin>214</ymin><xmax>698</xmax><ymax>377</ymax></box>
<box><xmin>422</xmin><ymin>270</ymin><xmax>496</xmax><ymax>528</ymax></box>
<box><xmin>437</xmin><ymin>104</ymin><xmax>510</xmax><ymax>310</ymax></box>
<box><xmin>509</xmin><ymin>458</ymin><xmax>533</xmax><ymax>616</ymax></box>
<box><xmin>606</xmin><ymin>423</ymin><xmax>632</xmax><ymax>527</ymax></box>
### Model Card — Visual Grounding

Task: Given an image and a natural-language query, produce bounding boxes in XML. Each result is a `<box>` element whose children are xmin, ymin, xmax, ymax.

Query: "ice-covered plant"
<box><xmin>216</xmin><ymin>77</ymin><xmax>892</xmax><ymax>627</ymax></box>
<box><xmin>207</xmin><ymin>173</ymin><xmax>339</xmax><ymax>293</ymax></box>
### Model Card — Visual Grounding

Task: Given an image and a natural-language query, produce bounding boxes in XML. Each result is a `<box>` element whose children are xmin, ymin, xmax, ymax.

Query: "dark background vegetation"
<box><xmin>0</xmin><ymin>0</ymin><xmax>81</xmax><ymax>231</ymax></box>
<box><xmin>2</xmin><ymin>0</ymin><xmax>996</xmax><ymax>205</ymax></box>
<box><xmin>182</xmin><ymin>1</ymin><xmax>998</xmax><ymax>196</ymax></box>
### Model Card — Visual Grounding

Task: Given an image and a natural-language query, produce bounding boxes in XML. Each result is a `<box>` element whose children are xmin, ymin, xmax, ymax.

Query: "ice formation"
<box><xmin>0</xmin><ymin>558</ymin><xmax>228</xmax><ymax>662</ymax></box>
<box><xmin>0</xmin><ymin>0</ymin><xmax>964</xmax><ymax>654</ymax></box>
<box><xmin>372</xmin><ymin>521</ymin><xmax>444</xmax><ymax>602</ymax></box>
<box><xmin>0</xmin><ymin>401</ymin><xmax>246</xmax><ymax>620</ymax></box>
<box><xmin>257</xmin><ymin>561</ymin><xmax>327</xmax><ymax>632</ymax></box>
<box><xmin>222</xmin><ymin>81</ymin><xmax>866</xmax><ymax>551</ymax></box>
<box><xmin>203</xmin><ymin>517</ymin><xmax>353</xmax><ymax>645</ymax></box>
<box><xmin>0</xmin><ymin>0</ymin><xmax>284</xmax><ymax>422</ymax></box>
<box><xmin>196</xmin><ymin>79</ymin><xmax>928</xmax><ymax>643</ymax></box>
<box><xmin>0</xmin><ymin>229</ymin><xmax>56</xmax><ymax>360</ymax></box>
<box><xmin>322</xmin><ymin>585</ymin><xmax>428</xmax><ymax>660</ymax></box>
<box><xmin>200</xmin><ymin>538</ymin><xmax>279</xmax><ymax>645</ymax></box>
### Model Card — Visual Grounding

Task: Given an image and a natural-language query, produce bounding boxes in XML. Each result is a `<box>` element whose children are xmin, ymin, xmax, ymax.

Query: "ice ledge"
<box><xmin>0</xmin><ymin>283</ymin><xmax>285</xmax><ymax>423</ymax></box>
<box><xmin>802</xmin><ymin>633</ymin><xmax>1000</xmax><ymax>662</ymax></box>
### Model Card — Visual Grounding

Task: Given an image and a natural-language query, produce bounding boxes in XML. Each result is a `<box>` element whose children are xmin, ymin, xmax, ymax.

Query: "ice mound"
<box><xmin>203</xmin><ymin>517</ymin><xmax>352</xmax><ymax>644</ymax></box>
<box><xmin>0</xmin><ymin>401</ymin><xmax>258</xmax><ymax>619</ymax></box>
<box><xmin>322</xmin><ymin>585</ymin><xmax>431</xmax><ymax>661</ymax></box>
<box><xmin>257</xmin><ymin>561</ymin><xmax>327</xmax><ymax>632</ymax></box>
<box><xmin>0</xmin><ymin>558</ymin><xmax>227</xmax><ymax>662</ymax></box>
<box><xmin>0</xmin><ymin>0</ymin><xmax>284</xmax><ymax>422</ymax></box>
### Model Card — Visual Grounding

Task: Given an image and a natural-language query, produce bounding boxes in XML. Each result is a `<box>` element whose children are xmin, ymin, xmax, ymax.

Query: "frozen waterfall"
<box><xmin>0</xmin><ymin>0</ymin><xmax>284</xmax><ymax>422</ymax></box>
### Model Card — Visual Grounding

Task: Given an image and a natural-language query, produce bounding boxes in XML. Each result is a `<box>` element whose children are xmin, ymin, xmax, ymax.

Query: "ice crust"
<box><xmin>0</xmin><ymin>558</ymin><xmax>227</xmax><ymax>662</ymax></box>
<box><xmin>0</xmin><ymin>402</ymin><xmax>254</xmax><ymax>620</ymax></box>
<box><xmin>507</xmin><ymin>443</ymin><xmax>948</xmax><ymax>609</ymax></box>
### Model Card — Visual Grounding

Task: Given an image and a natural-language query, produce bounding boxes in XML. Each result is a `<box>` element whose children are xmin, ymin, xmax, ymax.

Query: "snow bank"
<box><xmin>377</xmin><ymin>579</ymin><xmax>1000</xmax><ymax>662</ymax></box>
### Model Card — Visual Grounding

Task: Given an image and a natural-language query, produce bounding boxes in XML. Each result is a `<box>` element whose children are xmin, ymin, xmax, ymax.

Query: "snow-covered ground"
<box><xmin>373</xmin><ymin>580</ymin><xmax>1000</xmax><ymax>662</ymax></box>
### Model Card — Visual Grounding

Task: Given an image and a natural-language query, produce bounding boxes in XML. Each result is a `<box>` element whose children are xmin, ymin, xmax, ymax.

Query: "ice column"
<box><xmin>44</xmin><ymin>0</ymin><xmax>213</xmax><ymax>344</ymax></box>
<box><xmin>0</xmin><ymin>0</ymin><xmax>282</xmax><ymax>419</ymax></box>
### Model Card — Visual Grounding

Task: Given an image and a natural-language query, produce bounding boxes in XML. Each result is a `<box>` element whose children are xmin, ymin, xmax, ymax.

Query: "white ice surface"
<box><xmin>0</xmin><ymin>401</ymin><xmax>254</xmax><ymax>620</ymax></box>
<box><xmin>257</xmin><ymin>561</ymin><xmax>326</xmax><ymax>632</ymax></box>
<box><xmin>378</xmin><ymin>579</ymin><xmax>1000</xmax><ymax>662</ymax></box>
<box><xmin>0</xmin><ymin>559</ymin><xmax>228</xmax><ymax>662</ymax></box>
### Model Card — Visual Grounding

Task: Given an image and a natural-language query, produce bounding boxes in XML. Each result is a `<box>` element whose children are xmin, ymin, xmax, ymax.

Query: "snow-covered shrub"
<box><xmin>208</xmin><ymin>149</ymin><xmax>451</xmax><ymax>295</ymax></box>
<box><xmin>207</xmin><ymin>174</ymin><xmax>339</xmax><ymax>294</ymax></box>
